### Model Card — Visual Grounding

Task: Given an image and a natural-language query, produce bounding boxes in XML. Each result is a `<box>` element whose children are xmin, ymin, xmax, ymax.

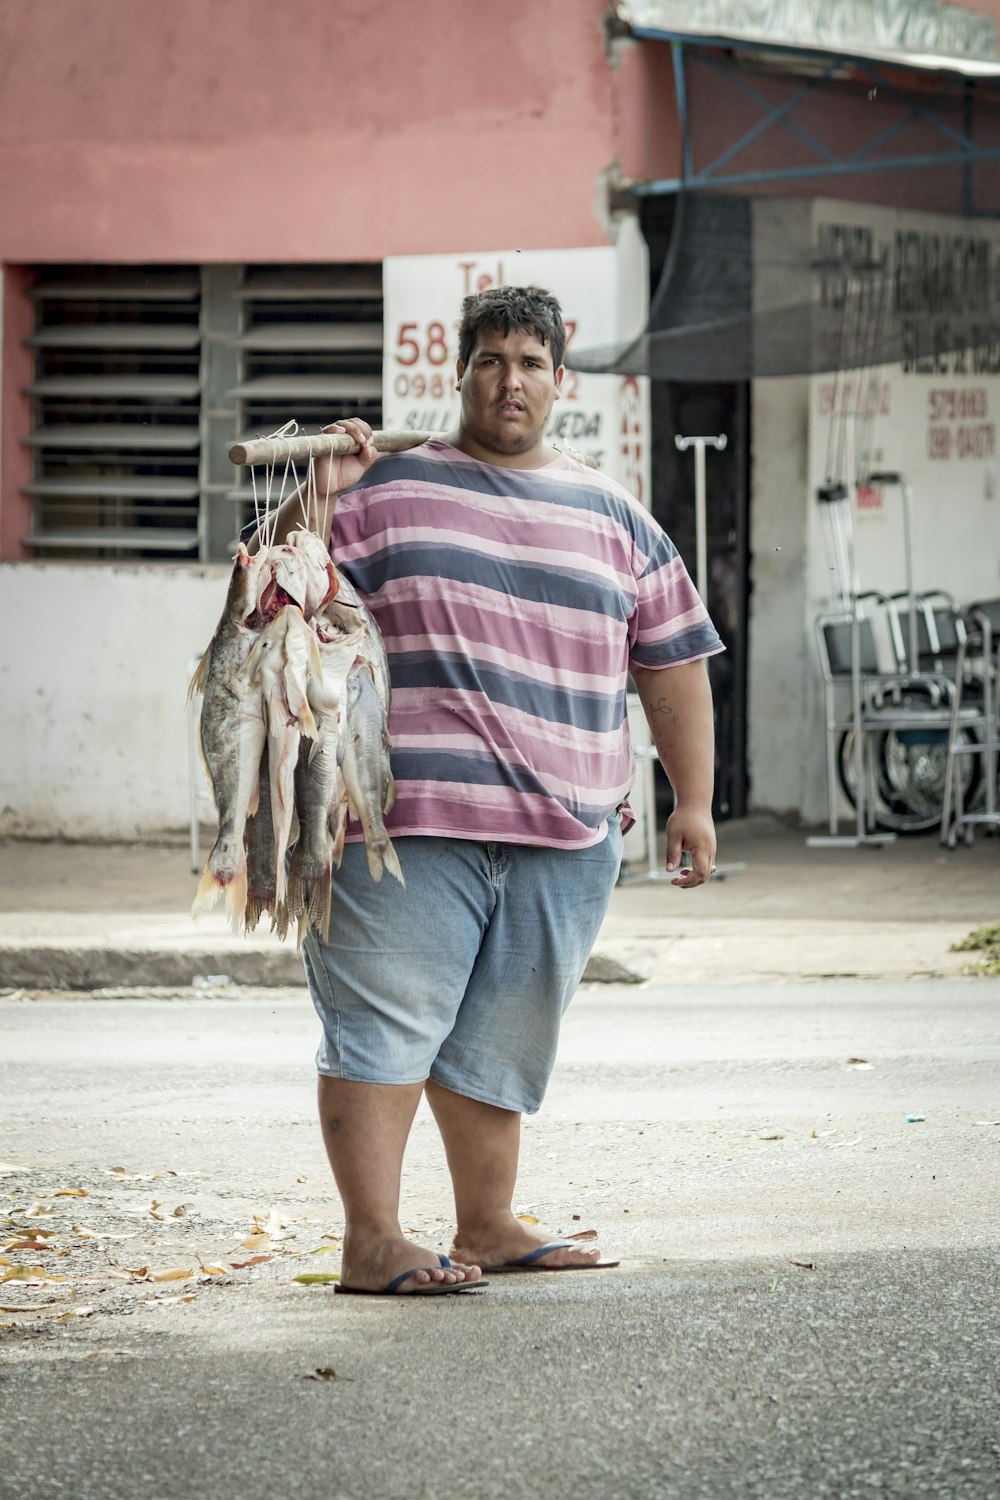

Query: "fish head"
<box><xmin>226</xmin><ymin>543</ymin><xmax>268</xmax><ymax>625</ymax></box>
<box><xmin>258</xmin><ymin>546</ymin><xmax>310</xmax><ymax>618</ymax></box>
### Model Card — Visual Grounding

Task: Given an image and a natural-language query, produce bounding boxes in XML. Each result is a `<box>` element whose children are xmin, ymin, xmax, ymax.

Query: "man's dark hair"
<box><xmin>457</xmin><ymin>285</ymin><xmax>567</xmax><ymax>371</ymax></box>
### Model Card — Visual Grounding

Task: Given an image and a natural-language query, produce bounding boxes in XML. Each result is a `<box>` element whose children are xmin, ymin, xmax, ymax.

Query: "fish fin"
<box><xmin>271</xmin><ymin>901</ymin><xmax>291</xmax><ymax>942</ymax></box>
<box><xmin>329</xmin><ymin>806</ymin><xmax>347</xmax><ymax>869</ymax></box>
<box><xmin>248</xmin><ymin>775</ymin><xmax>260</xmax><ymax>819</ymax></box>
<box><xmin>244</xmin><ymin>889</ymin><xmax>264</xmax><ymax>933</ymax></box>
<box><xmin>299</xmin><ymin>700</ymin><xmax>319</xmax><ymax>739</ymax></box>
<box><xmin>191</xmin><ymin>862</ymin><xmax>224</xmax><ymax>919</ymax></box>
<box><xmin>187</xmin><ymin>649</ymin><xmax>210</xmax><ymax>702</ymax></box>
<box><xmin>382</xmin><ymin>838</ymin><xmax>405</xmax><ymax>888</ymax></box>
<box><xmin>383</xmin><ymin>772</ymin><xmax>396</xmax><ymax>815</ymax></box>
<box><xmin>365</xmin><ymin>844</ymin><xmax>385</xmax><ymax>884</ymax></box>
<box><xmin>223</xmin><ymin>863</ymin><xmax>249</xmax><ymax>932</ymax></box>
<box><xmin>304</xmin><ymin>874</ymin><xmax>333</xmax><ymax>945</ymax></box>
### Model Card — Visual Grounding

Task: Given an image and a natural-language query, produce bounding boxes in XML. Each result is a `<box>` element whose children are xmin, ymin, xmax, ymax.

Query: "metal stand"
<box><xmin>674</xmin><ymin>434</ymin><xmax>727</xmax><ymax>601</ymax></box>
<box><xmin>806</xmin><ymin>478</ymin><xmax>896</xmax><ymax>849</ymax></box>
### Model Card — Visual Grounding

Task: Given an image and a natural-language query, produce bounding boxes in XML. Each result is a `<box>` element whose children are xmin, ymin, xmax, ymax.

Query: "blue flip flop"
<box><xmin>482</xmin><ymin>1242</ymin><xmax>621</xmax><ymax>1273</ymax></box>
<box><xmin>335</xmin><ymin>1253</ymin><xmax>488</xmax><ymax>1297</ymax></box>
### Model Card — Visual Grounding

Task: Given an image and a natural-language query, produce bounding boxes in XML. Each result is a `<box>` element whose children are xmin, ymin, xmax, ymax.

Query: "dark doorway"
<box><xmin>641</xmin><ymin>200</ymin><xmax>750</xmax><ymax>821</ymax></box>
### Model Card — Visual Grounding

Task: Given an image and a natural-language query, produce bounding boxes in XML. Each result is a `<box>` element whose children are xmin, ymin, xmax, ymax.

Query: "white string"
<box><xmin>254</xmin><ymin>420</ymin><xmax>298</xmax><ymax>550</ymax></box>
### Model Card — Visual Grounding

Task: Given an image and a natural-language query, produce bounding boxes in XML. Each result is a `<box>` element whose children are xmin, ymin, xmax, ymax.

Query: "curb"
<box><xmin>0</xmin><ymin>945</ymin><xmax>646</xmax><ymax>992</ymax></box>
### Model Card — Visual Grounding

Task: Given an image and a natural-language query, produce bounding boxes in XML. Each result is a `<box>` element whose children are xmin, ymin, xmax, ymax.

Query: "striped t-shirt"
<box><xmin>328</xmin><ymin>439</ymin><xmax>723</xmax><ymax>850</ymax></box>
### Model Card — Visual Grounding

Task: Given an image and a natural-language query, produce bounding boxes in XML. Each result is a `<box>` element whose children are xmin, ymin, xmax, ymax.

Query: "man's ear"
<box><xmin>455</xmin><ymin>359</ymin><xmax>465</xmax><ymax>391</ymax></box>
<box><xmin>553</xmin><ymin>364</ymin><xmax>565</xmax><ymax>399</ymax></box>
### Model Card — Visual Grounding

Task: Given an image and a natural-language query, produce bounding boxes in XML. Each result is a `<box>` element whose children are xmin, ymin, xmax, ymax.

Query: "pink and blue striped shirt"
<box><xmin>334</xmin><ymin>439</ymin><xmax>723</xmax><ymax>850</ymax></box>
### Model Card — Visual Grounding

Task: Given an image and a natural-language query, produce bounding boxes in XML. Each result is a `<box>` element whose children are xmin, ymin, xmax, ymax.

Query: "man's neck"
<box><xmin>446</xmin><ymin>428</ymin><xmax>559</xmax><ymax>470</ymax></box>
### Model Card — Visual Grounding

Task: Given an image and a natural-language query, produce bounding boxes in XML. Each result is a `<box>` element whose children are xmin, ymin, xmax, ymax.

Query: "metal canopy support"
<box><xmin>635</xmin><ymin>34</ymin><xmax>1000</xmax><ymax>207</ymax></box>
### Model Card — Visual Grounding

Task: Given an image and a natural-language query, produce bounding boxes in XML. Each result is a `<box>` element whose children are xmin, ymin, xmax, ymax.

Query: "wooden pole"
<box><xmin>229</xmin><ymin>429</ymin><xmax>599</xmax><ymax>469</ymax></box>
<box><xmin>228</xmin><ymin>429</ymin><xmax>435</xmax><ymax>467</ymax></box>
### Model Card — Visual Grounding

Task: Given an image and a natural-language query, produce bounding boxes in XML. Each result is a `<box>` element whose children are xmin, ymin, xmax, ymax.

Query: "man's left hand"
<box><xmin>665</xmin><ymin>805</ymin><xmax>717</xmax><ymax>888</ymax></box>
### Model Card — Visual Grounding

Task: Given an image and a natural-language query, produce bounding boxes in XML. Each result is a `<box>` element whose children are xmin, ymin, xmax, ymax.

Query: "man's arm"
<box><xmin>246</xmin><ymin>418</ymin><xmax>377</xmax><ymax>554</ymax></box>
<box><xmin>630</xmin><ymin>659</ymin><xmax>717</xmax><ymax>888</ymax></box>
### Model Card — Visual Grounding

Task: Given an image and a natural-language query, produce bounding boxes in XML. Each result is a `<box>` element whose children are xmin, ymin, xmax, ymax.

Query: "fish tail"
<box><xmin>223</xmin><ymin>864</ymin><xmax>249</xmax><ymax>931</ymax></box>
<box><xmin>244</xmin><ymin>889</ymin><xmax>266</xmax><ymax>933</ymax></box>
<box><xmin>190</xmin><ymin>862</ymin><xmax>224</xmax><ymax>919</ymax></box>
<box><xmin>307</xmin><ymin>874</ymin><xmax>333</xmax><ymax>943</ymax></box>
<box><xmin>191</xmin><ymin>834</ymin><xmax>250</xmax><ymax>921</ymax></box>
<box><xmin>382</xmin><ymin>837</ymin><xmax>405</xmax><ymax>888</ymax></box>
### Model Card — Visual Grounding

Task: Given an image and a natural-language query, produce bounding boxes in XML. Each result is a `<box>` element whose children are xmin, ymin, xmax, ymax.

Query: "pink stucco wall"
<box><xmin>0</xmin><ymin>0</ymin><xmax>639</xmax><ymax>263</ymax></box>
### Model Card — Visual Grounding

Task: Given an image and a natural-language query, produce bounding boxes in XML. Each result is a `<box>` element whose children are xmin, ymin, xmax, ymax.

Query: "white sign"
<box><xmin>383</xmin><ymin>247</ymin><xmax>648</xmax><ymax>497</ymax></box>
<box><xmin>806</xmin><ymin>200</ymin><xmax>1000</xmax><ymax>609</ymax></box>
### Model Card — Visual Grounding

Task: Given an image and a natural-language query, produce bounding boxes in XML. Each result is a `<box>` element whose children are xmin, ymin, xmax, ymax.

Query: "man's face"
<box><xmin>456</xmin><ymin>328</ymin><xmax>564</xmax><ymax>459</ymax></box>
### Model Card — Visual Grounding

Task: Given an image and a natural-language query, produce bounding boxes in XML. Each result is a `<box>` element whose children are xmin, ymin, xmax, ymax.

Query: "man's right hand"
<box><xmin>314</xmin><ymin>418</ymin><xmax>378</xmax><ymax>499</ymax></box>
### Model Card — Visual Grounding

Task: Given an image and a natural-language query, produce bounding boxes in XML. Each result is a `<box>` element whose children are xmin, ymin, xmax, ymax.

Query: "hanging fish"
<box><xmin>235</xmin><ymin>603</ymin><xmax>321</xmax><ymax>905</ymax></box>
<box><xmin>338</xmin><ymin>662</ymin><xmax>404</xmax><ymax>887</ymax></box>
<box><xmin>189</xmin><ymin>544</ymin><xmax>270</xmax><ymax>927</ymax></box>
<box><xmin>286</xmin><ymin>612</ymin><xmax>368</xmax><ymax>938</ymax></box>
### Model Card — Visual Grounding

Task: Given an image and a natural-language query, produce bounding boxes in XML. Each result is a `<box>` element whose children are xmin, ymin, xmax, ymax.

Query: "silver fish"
<box><xmin>236</xmin><ymin>604</ymin><xmax>320</xmax><ymax>904</ymax></box>
<box><xmin>338</xmin><ymin>663</ymin><xmax>404</xmax><ymax>887</ymax></box>
<box><xmin>189</xmin><ymin>544</ymin><xmax>269</xmax><ymax>928</ymax></box>
<box><xmin>287</xmin><ymin>614</ymin><xmax>368</xmax><ymax>938</ymax></box>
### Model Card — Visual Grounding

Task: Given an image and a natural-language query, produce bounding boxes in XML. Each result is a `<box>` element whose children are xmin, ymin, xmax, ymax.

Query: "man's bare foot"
<box><xmin>340</xmin><ymin>1233</ymin><xmax>483</xmax><ymax>1294</ymax></box>
<box><xmin>450</xmin><ymin>1214</ymin><xmax>611</xmax><ymax>1271</ymax></box>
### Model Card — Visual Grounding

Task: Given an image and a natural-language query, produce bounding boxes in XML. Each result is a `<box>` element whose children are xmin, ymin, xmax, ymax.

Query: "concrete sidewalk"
<box><xmin>0</xmin><ymin>816</ymin><xmax>997</xmax><ymax>990</ymax></box>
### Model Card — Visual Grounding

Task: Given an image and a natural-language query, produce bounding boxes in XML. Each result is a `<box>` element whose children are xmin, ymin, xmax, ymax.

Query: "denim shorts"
<box><xmin>301</xmin><ymin>822</ymin><xmax>623</xmax><ymax>1114</ymax></box>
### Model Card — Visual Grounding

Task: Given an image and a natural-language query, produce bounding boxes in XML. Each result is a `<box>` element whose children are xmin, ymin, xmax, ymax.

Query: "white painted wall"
<box><xmin>0</xmin><ymin>563</ymin><xmax>227</xmax><ymax>838</ymax></box>
<box><xmin>751</xmin><ymin>197</ymin><xmax>1000</xmax><ymax>826</ymax></box>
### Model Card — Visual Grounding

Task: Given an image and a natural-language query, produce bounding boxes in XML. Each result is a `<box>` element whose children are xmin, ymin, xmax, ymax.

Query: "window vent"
<box><xmin>22</xmin><ymin>262</ymin><xmax>383</xmax><ymax>561</ymax></box>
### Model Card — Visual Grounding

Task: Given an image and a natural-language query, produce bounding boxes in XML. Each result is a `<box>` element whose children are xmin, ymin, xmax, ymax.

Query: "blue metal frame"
<box><xmin>634</xmin><ymin>33</ymin><xmax>1000</xmax><ymax>209</ymax></box>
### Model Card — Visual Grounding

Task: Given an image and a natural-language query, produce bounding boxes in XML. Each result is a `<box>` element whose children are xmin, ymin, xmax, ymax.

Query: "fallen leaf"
<box><xmin>308</xmin><ymin>1246</ymin><xmax>341</xmax><ymax>1256</ymax></box>
<box><xmin>292</xmin><ymin>1273</ymin><xmax>340</xmax><ymax>1286</ymax></box>
<box><xmin>567</xmin><ymin>1229</ymin><xmax>599</xmax><ymax>1241</ymax></box>
<box><xmin>789</xmin><ymin>1260</ymin><xmax>816</xmax><ymax>1270</ymax></box>
<box><xmin>55</xmin><ymin>1306</ymin><xmax>95</xmax><ymax>1321</ymax></box>
<box><xmin>71</xmin><ymin>1226</ymin><xmax>100</xmax><ymax>1239</ymax></box>
<box><xmin>844</xmin><ymin>1058</ymin><xmax>874</xmax><ymax>1070</ymax></box>
<box><xmin>571</xmin><ymin>1214</ymin><xmax>581</xmax><ymax>1221</ymax></box>
<box><xmin>229</xmin><ymin>1255</ymin><xmax>271</xmax><ymax>1270</ymax></box>
<box><xmin>240</xmin><ymin>1233</ymin><xmax>270</xmax><ymax>1251</ymax></box>
<box><xmin>107</xmin><ymin>1167</ymin><xmax>157</xmax><ymax>1181</ymax></box>
<box><xmin>3</xmin><ymin>1241</ymin><xmax>51</xmax><ymax>1254</ymax></box>
<box><xmin>303</xmin><ymin>1367</ymin><xmax>352</xmax><ymax>1381</ymax></box>
<box><xmin>198</xmin><ymin>1265</ymin><xmax>228</xmax><ymax>1277</ymax></box>
<box><xmin>81</xmin><ymin>1349</ymin><xmax>133</xmax><ymax>1359</ymax></box>
<box><xmin>809</xmin><ymin>1128</ymin><xmax>838</xmax><ymax>1140</ymax></box>
<box><xmin>147</xmin><ymin>1201</ymin><xmax>165</xmax><ymax>1221</ymax></box>
<box><xmin>149</xmin><ymin>1268</ymin><xmax>193</xmax><ymax>1283</ymax></box>
<box><xmin>53</xmin><ymin>1189</ymin><xmax>89</xmax><ymax>1199</ymax></box>
<box><xmin>972</xmin><ymin>1120</ymin><xmax>1000</xmax><ymax>1127</ymax></box>
<box><xmin>758</xmin><ymin>1133</ymin><xmax>785</xmax><ymax>1141</ymax></box>
<box><xmin>24</xmin><ymin>1203</ymin><xmax>57</xmax><ymax>1217</ymax></box>
<box><xmin>2</xmin><ymin>1265</ymin><xmax>46</xmax><ymax>1282</ymax></box>
<box><xmin>516</xmin><ymin>1214</ymin><xmax>540</xmax><ymax>1226</ymax></box>
<box><xmin>107</xmin><ymin>1267</ymin><xmax>149</xmax><ymax>1281</ymax></box>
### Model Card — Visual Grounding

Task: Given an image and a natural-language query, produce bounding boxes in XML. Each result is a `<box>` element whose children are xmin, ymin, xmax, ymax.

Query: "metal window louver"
<box><xmin>22</xmin><ymin>263</ymin><xmax>384</xmax><ymax>562</ymax></box>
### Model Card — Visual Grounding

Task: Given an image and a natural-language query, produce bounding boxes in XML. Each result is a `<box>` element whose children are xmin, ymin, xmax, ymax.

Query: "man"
<box><xmin>261</xmin><ymin>285</ymin><xmax>723</xmax><ymax>1295</ymax></box>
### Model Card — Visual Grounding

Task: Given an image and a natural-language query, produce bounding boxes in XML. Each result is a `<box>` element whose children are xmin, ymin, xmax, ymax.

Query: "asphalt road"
<box><xmin>1</xmin><ymin>981</ymin><xmax>998</xmax><ymax>1500</ymax></box>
